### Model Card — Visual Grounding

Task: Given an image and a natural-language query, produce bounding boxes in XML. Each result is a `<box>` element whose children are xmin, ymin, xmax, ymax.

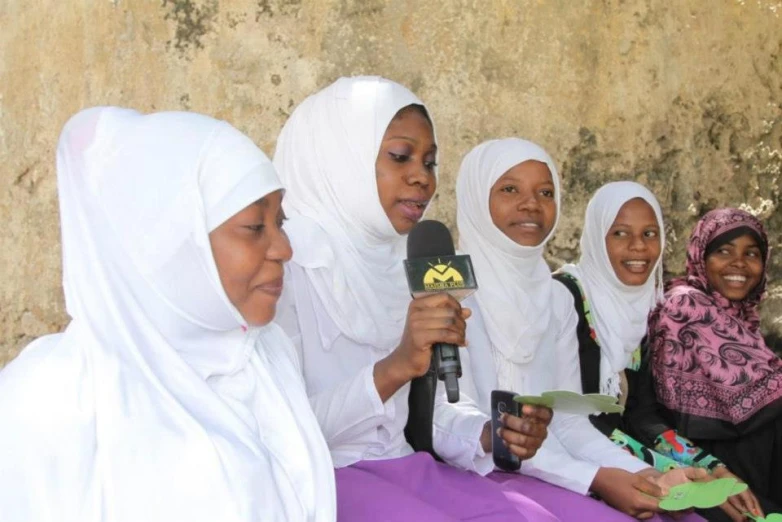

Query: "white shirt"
<box><xmin>460</xmin><ymin>286</ymin><xmax>649</xmax><ymax>495</ymax></box>
<box><xmin>278</xmin><ymin>263</ymin><xmax>494</xmax><ymax>475</ymax></box>
<box><xmin>0</xmin><ymin>328</ymin><xmax>336</xmax><ymax>522</ymax></box>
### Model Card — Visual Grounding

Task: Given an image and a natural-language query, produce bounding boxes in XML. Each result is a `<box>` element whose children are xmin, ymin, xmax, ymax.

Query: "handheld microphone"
<box><xmin>404</xmin><ymin>220</ymin><xmax>478</xmax><ymax>403</ymax></box>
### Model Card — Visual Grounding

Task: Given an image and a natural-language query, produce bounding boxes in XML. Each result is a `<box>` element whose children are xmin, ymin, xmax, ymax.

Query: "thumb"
<box><xmin>682</xmin><ymin>467</ymin><xmax>709</xmax><ymax>481</ymax></box>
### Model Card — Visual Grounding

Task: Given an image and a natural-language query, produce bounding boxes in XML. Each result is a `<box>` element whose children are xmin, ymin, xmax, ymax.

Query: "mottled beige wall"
<box><xmin>1</xmin><ymin>0</ymin><xmax>781</xmax><ymax>365</ymax></box>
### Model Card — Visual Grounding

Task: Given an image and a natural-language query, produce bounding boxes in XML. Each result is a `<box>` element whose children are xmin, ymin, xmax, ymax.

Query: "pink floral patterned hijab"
<box><xmin>649</xmin><ymin>208</ymin><xmax>782</xmax><ymax>426</ymax></box>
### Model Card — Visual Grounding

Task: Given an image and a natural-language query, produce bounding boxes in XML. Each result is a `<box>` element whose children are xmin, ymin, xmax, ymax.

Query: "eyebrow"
<box><xmin>727</xmin><ymin>240</ymin><xmax>760</xmax><ymax>248</ymax></box>
<box><xmin>498</xmin><ymin>174</ymin><xmax>554</xmax><ymax>185</ymax></box>
<box><xmin>610</xmin><ymin>222</ymin><xmax>659</xmax><ymax>227</ymax></box>
<box><xmin>385</xmin><ymin>136</ymin><xmax>438</xmax><ymax>150</ymax></box>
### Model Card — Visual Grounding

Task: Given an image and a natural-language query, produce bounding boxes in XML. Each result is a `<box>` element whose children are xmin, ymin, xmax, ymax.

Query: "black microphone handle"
<box><xmin>433</xmin><ymin>342</ymin><xmax>461</xmax><ymax>403</ymax></box>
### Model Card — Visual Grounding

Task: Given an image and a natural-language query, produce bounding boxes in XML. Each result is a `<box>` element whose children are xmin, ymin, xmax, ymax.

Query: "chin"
<box><xmin>392</xmin><ymin>220</ymin><xmax>416</xmax><ymax>235</ymax></box>
<box><xmin>512</xmin><ymin>236</ymin><xmax>544</xmax><ymax>247</ymax></box>
<box><xmin>617</xmin><ymin>273</ymin><xmax>651</xmax><ymax>286</ymax></box>
<box><xmin>239</xmin><ymin>306</ymin><xmax>276</xmax><ymax>328</ymax></box>
<box><xmin>721</xmin><ymin>290</ymin><xmax>750</xmax><ymax>302</ymax></box>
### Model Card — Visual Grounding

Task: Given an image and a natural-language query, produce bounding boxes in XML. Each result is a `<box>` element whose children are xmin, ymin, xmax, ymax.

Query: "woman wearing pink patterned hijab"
<box><xmin>648</xmin><ymin>208</ymin><xmax>782</xmax><ymax>510</ymax></box>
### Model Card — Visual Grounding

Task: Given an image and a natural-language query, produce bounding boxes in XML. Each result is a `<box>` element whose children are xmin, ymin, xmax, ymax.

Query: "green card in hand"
<box><xmin>745</xmin><ymin>513</ymin><xmax>782</xmax><ymax>522</ymax></box>
<box><xmin>658</xmin><ymin>478</ymin><xmax>748</xmax><ymax>511</ymax></box>
<box><xmin>514</xmin><ymin>390</ymin><xmax>624</xmax><ymax>415</ymax></box>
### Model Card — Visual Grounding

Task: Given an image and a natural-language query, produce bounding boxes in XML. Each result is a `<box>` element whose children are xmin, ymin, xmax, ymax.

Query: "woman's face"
<box><xmin>489</xmin><ymin>160</ymin><xmax>557</xmax><ymax>246</ymax></box>
<box><xmin>605</xmin><ymin>198</ymin><xmax>662</xmax><ymax>286</ymax></box>
<box><xmin>209</xmin><ymin>190</ymin><xmax>292</xmax><ymax>326</ymax></box>
<box><xmin>705</xmin><ymin>233</ymin><xmax>764</xmax><ymax>301</ymax></box>
<box><xmin>375</xmin><ymin>106</ymin><xmax>437</xmax><ymax>234</ymax></box>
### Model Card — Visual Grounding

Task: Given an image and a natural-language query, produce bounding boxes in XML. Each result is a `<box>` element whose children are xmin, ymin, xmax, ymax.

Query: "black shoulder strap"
<box><xmin>403</xmin><ymin>365</ymin><xmax>443</xmax><ymax>461</ymax></box>
<box><xmin>553</xmin><ymin>273</ymin><xmax>601</xmax><ymax>395</ymax></box>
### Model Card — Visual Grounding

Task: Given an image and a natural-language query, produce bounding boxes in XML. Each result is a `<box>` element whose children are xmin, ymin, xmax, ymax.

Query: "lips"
<box><xmin>622</xmin><ymin>260</ymin><xmax>651</xmax><ymax>274</ymax></box>
<box><xmin>397</xmin><ymin>199</ymin><xmax>428</xmax><ymax>222</ymax></box>
<box><xmin>256</xmin><ymin>277</ymin><xmax>284</xmax><ymax>297</ymax></box>
<box><xmin>509</xmin><ymin>219</ymin><xmax>543</xmax><ymax>231</ymax></box>
<box><xmin>722</xmin><ymin>274</ymin><xmax>748</xmax><ymax>287</ymax></box>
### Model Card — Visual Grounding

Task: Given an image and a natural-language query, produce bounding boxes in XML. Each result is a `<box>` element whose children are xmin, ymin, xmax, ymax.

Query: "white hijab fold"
<box><xmin>456</xmin><ymin>138</ymin><xmax>561</xmax><ymax>365</ymax></box>
<box><xmin>274</xmin><ymin>76</ymin><xmax>435</xmax><ymax>352</ymax></box>
<box><xmin>0</xmin><ymin>107</ymin><xmax>335</xmax><ymax>521</ymax></box>
<box><xmin>561</xmin><ymin>181</ymin><xmax>665</xmax><ymax>397</ymax></box>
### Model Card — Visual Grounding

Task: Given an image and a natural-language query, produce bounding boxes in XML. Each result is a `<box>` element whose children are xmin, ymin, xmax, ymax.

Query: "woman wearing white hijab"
<box><xmin>455</xmin><ymin>139</ymin><xmax>706</xmax><ymax>522</ymax></box>
<box><xmin>559</xmin><ymin>181</ymin><xmax>665</xmax><ymax>400</ymax></box>
<box><xmin>275</xmin><ymin>77</ymin><xmax>559</xmax><ymax>522</ymax></box>
<box><xmin>0</xmin><ymin>107</ymin><xmax>336</xmax><ymax>522</ymax></box>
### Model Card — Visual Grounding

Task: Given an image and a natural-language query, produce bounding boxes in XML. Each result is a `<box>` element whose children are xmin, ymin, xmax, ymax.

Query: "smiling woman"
<box><xmin>703</xmin><ymin>228</ymin><xmax>765</xmax><ymax>302</ymax></box>
<box><xmin>488</xmin><ymin>159</ymin><xmax>557</xmax><ymax>247</ymax></box>
<box><xmin>605</xmin><ymin>198</ymin><xmax>662</xmax><ymax>287</ymax></box>
<box><xmin>647</xmin><ymin>208</ymin><xmax>782</xmax><ymax>512</ymax></box>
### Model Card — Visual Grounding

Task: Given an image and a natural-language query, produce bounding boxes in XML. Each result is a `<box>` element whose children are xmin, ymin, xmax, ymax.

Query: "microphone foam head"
<box><xmin>407</xmin><ymin>220</ymin><xmax>455</xmax><ymax>259</ymax></box>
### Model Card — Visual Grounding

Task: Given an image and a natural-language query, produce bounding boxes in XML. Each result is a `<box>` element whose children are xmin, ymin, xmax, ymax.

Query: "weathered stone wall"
<box><xmin>1</xmin><ymin>0</ymin><xmax>780</xmax><ymax>365</ymax></box>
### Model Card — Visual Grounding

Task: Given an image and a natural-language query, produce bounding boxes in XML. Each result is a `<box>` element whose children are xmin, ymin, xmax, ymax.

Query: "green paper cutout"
<box><xmin>745</xmin><ymin>513</ymin><xmax>782</xmax><ymax>522</ymax></box>
<box><xmin>658</xmin><ymin>478</ymin><xmax>748</xmax><ymax>511</ymax></box>
<box><xmin>513</xmin><ymin>390</ymin><xmax>624</xmax><ymax>415</ymax></box>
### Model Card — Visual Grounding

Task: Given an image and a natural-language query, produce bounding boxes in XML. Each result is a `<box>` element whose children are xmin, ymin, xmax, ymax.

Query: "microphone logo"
<box><xmin>405</xmin><ymin>254</ymin><xmax>477</xmax><ymax>301</ymax></box>
<box><xmin>423</xmin><ymin>260</ymin><xmax>465</xmax><ymax>291</ymax></box>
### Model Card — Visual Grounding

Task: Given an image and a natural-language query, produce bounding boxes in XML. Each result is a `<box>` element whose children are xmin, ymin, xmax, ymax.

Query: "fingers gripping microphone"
<box><xmin>405</xmin><ymin>220</ymin><xmax>478</xmax><ymax>403</ymax></box>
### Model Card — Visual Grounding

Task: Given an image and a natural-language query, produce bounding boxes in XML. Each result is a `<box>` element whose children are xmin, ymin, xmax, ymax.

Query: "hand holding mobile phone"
<box><xmin>490</xmin><ymin>390</ymin><xmax>521</xmax><ymax>472</ymax></box>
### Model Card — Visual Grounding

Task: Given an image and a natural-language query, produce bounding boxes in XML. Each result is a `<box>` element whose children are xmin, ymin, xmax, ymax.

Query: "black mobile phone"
<box><xmin>491</xmin><ymin>389</ymin><xmax>521</xmax><ymax>472</ymax></box>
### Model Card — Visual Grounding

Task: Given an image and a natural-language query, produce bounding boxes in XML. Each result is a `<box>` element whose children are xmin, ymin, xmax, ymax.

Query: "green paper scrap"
<box><xmin>658</xmin><ymin>478</ymin><xmax>748</xmax><ymax>511</ymax></box>
<box><xmin>745</xmin><ymin>513</ymin><xmax>782</xmax><ymax>522</ymax></box>
<box><xmin>513</xmin><ymin>390</ymin><xmax>624</xmax><ymax>415</ymax></box>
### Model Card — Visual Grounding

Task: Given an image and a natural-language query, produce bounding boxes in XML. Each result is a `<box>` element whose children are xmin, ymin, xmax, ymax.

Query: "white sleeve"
<box><xmin>520</xmin><ymin>429</ymin><xmax>599</xmax><ymax>495</ymax></box>
<box><xmin>550</xmin><ymin>286</ymin><xmax>650</xmax><ymax>474</ymax></box>
<box><xmin>432</xmin><ymin>381</ymin><xmax>494</xmax><ymax>475</ymax></box>
<box><xmin>0</xmin><ymin>343</ymin><xmax>96</xmax><ymax>522</ymax></box>
<box><xmin>307</xmin><ymin>363</ymin><xmax>398</xmax><ymax>451</ymax></box>
<box><xmin>277</xmin><ymin>281</ymin><xmax>396</xmax><ymax>454</ymax></box>
<box><xmin>550</xmin><ymin>413</ymin><xmax>650</xmax><ymax>473</ymax></box>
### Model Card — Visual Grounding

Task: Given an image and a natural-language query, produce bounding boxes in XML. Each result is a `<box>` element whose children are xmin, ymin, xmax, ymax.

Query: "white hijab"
<box><xmin>0</xmin><ymin>107</ymin><xmax>335</xmax><ymax>522</ymax></box>
<box><xmin>561</xmin><ymin>181</ymin><xmax>665</xmax><ymax>397</ymax></box>
<box><xmin>456</xmin><ymin>138</ymin><xmax>561</xmax><ymax>365</ymax></box>
<box><xmin>274</xmin><ymin>76</ymin><xmax>435</xmax><ymax>351</ymax></box>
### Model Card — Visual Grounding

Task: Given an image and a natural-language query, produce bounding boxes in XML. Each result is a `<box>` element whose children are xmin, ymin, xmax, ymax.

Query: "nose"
<box><xmin>731</xmin><ymin>255</ymin><xmax>748</xmax><ymax>268</ymax></box>
<box><xmin>269</xmin><ymin>227</ymin><xmax>293</xmax><ymax>263</ymax></box>
<box><xmin>406</xmin><ymin>161</ymin><xmax>433</xmax><ymax>189</ymax></box>
<box><xmin>629</xmin><ymin>234</ymin><xmax>648</xmax><ymax>252</ymax></box>
<box><xmin>516</xmin><ymin>192</ymin><xmax>541</xmax><ymax>212</ymax></box>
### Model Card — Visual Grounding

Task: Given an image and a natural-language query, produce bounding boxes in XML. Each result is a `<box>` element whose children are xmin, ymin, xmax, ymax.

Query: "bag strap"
<box><xmin>403</xmin><ymin>364</ymin><xmax>443</xmax><ymax>460</ymax></box>
<box><xmin>553</xmin><ymin>272</ymin><xmax>601</xmax><ymax>395</ymax></box>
